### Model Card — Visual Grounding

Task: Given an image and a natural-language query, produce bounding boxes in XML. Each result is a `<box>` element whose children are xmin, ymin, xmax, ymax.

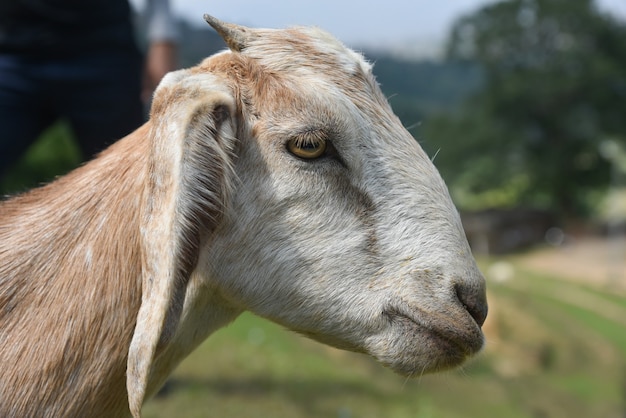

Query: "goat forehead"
<box><xmin>243</xmin><ymin>26</ymin><xmax>373</xmax><ymax>80</ymax></box>
<box><xmin>194</xmin><ymin>27</ymin><xmax>390</xmax><ymax>121</ymax></box>
<box><xmin>242</xmin><ymin>28</ymin><xmax>396</xmax><ymax>134</ymax></box>
<box><xmin>197</xmin><ymin>53</ymin><xmax>377</xmax><ymax>132</ymax></box>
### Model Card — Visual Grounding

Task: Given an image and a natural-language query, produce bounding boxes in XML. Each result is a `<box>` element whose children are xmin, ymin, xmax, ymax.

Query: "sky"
<box><xmin>133</xmin><ymin>0</ymin><xmax>626</xmax><ymax>57</ymax></box>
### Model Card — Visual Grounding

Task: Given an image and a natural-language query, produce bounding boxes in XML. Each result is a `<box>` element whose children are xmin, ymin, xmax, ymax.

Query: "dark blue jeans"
<box><xmin>0</xmin><ymin>47</ymin><xmax>143</xmax><ymax>174</ymax></box>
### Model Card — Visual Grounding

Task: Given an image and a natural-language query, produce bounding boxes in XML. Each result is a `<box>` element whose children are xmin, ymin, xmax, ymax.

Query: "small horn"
<box><xmin>204</xmin><ymin>14</ymin><xmax>249</xmax><ymax>52</ymax></box>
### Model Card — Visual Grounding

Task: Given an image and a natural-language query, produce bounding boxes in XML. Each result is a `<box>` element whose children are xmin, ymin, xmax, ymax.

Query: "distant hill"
<box><xmin>363</xmin><ymin>53</ymin><xmax>482</xmax><ymax>119</ymax></box>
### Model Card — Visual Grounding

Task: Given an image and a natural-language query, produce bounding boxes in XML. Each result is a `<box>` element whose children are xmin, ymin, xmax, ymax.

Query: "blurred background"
<box><xmin>2</xmin><ymin>0</ymin><xmax>625</xmax><ymax>417</ymax></box>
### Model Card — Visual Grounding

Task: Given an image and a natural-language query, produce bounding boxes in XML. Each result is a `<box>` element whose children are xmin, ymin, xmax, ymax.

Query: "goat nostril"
<box><xmin>455</xmin><ymin>283</ymin><xmax>488</xmax><ymax>327</ymax></box>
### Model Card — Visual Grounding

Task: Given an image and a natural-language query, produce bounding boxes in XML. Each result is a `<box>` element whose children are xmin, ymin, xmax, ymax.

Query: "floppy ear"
<box><xmin>126</xmin><ymin>73</ymin><xmax>237</xmax><ymax>417</ymax></box>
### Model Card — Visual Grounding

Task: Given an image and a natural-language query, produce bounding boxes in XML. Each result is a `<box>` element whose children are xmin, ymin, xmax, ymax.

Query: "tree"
<box><xmin>425</xmin><ymin>0</ymin><xmax>626</xmax><ymax>216</ymax></box>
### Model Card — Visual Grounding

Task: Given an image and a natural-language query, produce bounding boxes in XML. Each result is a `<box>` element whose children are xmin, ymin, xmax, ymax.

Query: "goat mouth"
<box><xmin>377</xmin><ymin>305</ymin><xmax>484</xmax><ymax>375</ymax></box>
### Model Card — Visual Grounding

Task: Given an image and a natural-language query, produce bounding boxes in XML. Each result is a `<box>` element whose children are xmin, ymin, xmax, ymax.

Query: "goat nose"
<box><xmin>454</xmin><ymin>282</ymin><xmax>488</xmax><ymax>327</ymax></box>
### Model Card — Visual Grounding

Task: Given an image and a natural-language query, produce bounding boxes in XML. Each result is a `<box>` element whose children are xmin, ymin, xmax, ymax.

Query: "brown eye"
<box><xmin>287</xmin><ymin>137</ymin><xmax>327</xmax><ymax>159</ymax></box>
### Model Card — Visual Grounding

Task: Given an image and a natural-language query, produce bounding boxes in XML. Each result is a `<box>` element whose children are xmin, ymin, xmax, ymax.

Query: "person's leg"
<box><xmin>51</xmin><ymin>47</ymin><xmax>144</xmax><ymax>160</ymax></box>
<box><xmin>0</xmin><ymin>54</ymin><xmax>56</xmax><ymax>175</ymax></box>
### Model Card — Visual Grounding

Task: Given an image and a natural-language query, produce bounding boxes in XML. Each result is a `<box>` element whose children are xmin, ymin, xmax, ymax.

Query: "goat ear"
<box><xmin>126</xmin><ymin>84</ymin><xmax>237</xmax><ymax>417</ymax></box>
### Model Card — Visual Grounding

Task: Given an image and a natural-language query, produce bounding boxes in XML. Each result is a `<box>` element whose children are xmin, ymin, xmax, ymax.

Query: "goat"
<box><xmin>0</xmin><ymin>15</ymin><xmax>488</xmax><ymax>418</ymax></box>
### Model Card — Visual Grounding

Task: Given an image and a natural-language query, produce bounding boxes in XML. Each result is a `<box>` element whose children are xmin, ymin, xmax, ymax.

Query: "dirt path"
<box><xmin>515</xmin><ymin>235</ymin><xmax>626</xmax><ymax>292</ymax></box>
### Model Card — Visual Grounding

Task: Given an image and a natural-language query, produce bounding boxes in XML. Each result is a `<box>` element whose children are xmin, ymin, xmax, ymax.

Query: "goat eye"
<box><xmin>287</xmin><ymin>137</ymin><xmax>327</xmax><ymax>159</ymax></box>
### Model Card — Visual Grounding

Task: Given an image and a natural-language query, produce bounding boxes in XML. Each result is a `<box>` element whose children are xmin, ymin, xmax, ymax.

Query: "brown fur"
<box><xmin>0</xmin><ymin>126</ymin><xmax>149</xmax><ymax>416</ymax></box>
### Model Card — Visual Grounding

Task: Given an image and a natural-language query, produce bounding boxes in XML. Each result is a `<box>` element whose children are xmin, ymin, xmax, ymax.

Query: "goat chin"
<box><xmin>0</xmin><ymin>15</ymin><xmax>487</xmax><ymax>418</ymax></box>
